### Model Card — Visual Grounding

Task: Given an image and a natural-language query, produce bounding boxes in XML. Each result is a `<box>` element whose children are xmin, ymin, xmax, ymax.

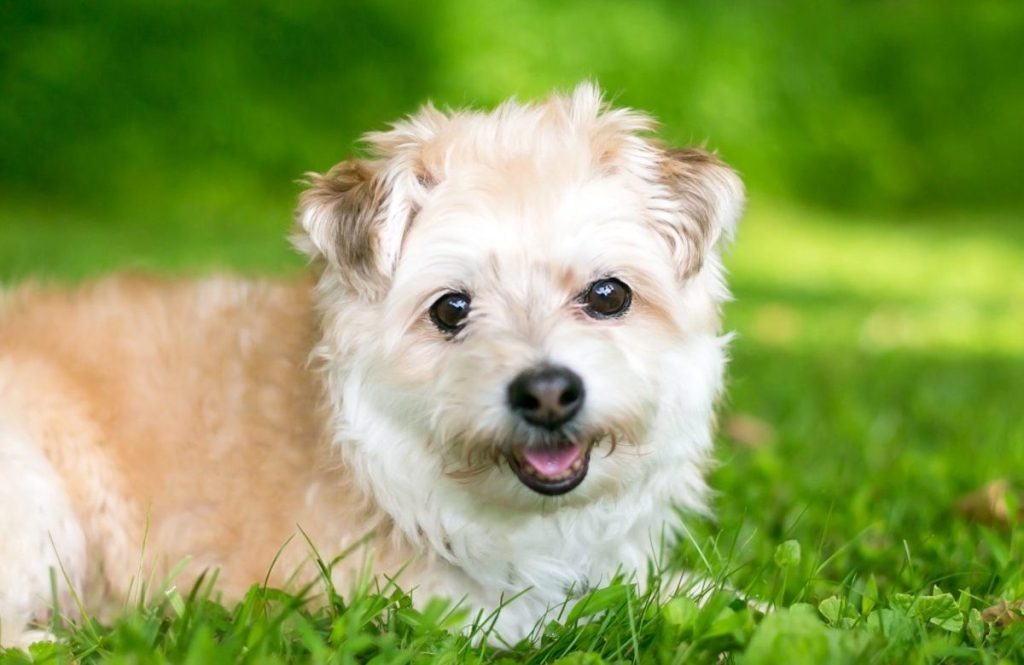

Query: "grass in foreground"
<box><xmin>1</xmin><ymin>202</ymin><xmax>1022</xmax><ymax>663</ymax></box>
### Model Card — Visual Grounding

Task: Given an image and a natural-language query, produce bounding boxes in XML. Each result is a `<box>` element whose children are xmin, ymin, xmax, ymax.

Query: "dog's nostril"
<box><xmin>519</xmin><ymin>394</ymin><xmax>540</xmax><ymax>410</ymax></box>
<box><xmin>508</xmin><ymin>364</ymin><xmax>585</xmax><ymax>429</ymax></box>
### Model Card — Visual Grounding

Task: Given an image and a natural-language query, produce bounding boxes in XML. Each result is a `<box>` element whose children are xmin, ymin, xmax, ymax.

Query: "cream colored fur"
<box><xmin>0</xmin><ymin>84</ymin><xmax>743</xmax><ymax>646</ymax></box>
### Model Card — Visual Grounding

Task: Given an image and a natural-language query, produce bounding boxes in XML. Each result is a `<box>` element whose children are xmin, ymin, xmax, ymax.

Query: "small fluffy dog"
<box><xmin>0</xmin><ymin>84</ymin><xmax>743</xmax><ymax>646</ymax></box>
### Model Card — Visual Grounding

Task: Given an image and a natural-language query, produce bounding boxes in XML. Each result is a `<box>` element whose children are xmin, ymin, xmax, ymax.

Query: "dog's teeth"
<box><xmin>570</xmin><ymin>459</ymin><xmax>581</xmax><ymax>472</ymax></box>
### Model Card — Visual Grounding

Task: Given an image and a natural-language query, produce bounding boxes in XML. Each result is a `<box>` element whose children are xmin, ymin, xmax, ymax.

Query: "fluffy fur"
<box><xmin>0</xmin><ymin>84</ymin><xmax>743</xmax><ymax>646</ymax></box>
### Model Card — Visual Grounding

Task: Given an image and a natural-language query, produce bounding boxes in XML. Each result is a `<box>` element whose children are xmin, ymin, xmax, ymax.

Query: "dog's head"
<box><xmin>294</xmin><ymin>84</ymin><xmax>743</xmax><ymax>509</ymax></box>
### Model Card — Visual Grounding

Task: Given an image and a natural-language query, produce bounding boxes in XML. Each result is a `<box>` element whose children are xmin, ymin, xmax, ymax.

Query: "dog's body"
<box><xmin>0</xmin><ymin>85</ymin><xmax>743</xmax><ymax>646</ymax></box>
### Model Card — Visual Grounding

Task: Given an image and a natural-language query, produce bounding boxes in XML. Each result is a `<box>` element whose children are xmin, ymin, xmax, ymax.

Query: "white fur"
<box><xmin>0</xmin><ymin>421</ymin><xmax>85</xmax><ymax>648</ymax></box>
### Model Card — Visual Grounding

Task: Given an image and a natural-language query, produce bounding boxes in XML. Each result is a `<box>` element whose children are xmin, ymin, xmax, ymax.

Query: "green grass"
<box><xmin>1</xmin><ymin>201</ymin><xmax>1022</xmax><ymax>663</ymax></box>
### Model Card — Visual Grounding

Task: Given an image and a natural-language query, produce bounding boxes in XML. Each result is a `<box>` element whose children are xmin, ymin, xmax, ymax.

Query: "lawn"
<box><xmin>1</xmin><ymin>199</ymin><xmax>1021</xmax><ymax>664</ymax></box>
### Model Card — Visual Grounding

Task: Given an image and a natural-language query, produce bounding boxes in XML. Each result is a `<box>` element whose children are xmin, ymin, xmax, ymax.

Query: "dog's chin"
<box><xmin>506</xmin><ymin>440</ymin><xmax>592</xmax><ymax>496</ymax></box>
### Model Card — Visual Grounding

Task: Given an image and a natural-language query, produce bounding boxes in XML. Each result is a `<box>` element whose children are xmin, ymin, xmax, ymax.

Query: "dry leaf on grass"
<box><xmin>954</xmin><ymin>479</ymin><xmax>1023</xmax><ymax>526</ymax></box>
<box><xmin>723</xmin><ymin>413</ymin><xmax>777</xmax><ymax>448</ymax></box>
<box><xmin>982</xmin><ymin>600</ymin><xmax>1024</xmax><ymax>627</ymax></box>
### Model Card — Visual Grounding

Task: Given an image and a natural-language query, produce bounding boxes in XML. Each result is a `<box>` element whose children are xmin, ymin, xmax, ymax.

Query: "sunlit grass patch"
<box><xmin>729</xmin><ymin>203</ymin><xmax>1024</xmax><ymax>354</ymax></box>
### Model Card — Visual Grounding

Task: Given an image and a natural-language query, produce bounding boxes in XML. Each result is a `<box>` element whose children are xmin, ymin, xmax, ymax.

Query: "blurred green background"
<box><xmin>2</xmin><ymin>0</ymin><xmax>1024</xmax><ymax>612</ymax></box>
<box><xmin>2</xmin><ymin>0</ymin><xmax>1022</xmax><ymax>280</ymax></box>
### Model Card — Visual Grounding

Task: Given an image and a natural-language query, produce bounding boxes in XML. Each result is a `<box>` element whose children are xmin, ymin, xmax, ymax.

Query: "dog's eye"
<box><xmin>430</xmin><ymin>292</ymin><xmax>471</xmax><ymax>333</ymax></box>
<box><xmin>582</xmin><ymin>278</ymin><xmax>631</xmax><ymax>319</ymax></box>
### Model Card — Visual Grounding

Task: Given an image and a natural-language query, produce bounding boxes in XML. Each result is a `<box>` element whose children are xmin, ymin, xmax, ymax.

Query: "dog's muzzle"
<box><xmin>506</xmin><ymin>364</ymin><xmax>589</xmax><ymax>495</ymax></box>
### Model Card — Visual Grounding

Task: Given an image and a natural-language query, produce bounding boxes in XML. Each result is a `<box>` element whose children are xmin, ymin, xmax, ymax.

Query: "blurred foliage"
<box><xmin>1</xmin><ymin>0</ymin><xmax>1022</xmax><ymax>221</ymax></box>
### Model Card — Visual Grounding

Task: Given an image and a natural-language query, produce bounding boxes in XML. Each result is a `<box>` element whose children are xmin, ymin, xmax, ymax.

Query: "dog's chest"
<box><xmin>419</xmin><ymin>499</ymin><xmax>667</xmax><ymax>641</ymax></box>
<box><xmin>439</xmin><ymin>494</ymin><xmax>666</xmax><ymax>599</ymax></box>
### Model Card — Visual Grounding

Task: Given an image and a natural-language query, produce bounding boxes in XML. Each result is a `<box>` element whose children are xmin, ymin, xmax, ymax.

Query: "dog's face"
<box><xmin>295</xmin><ymin>84</ymin><xmax>743</xmax><ymax>509</ymax></box>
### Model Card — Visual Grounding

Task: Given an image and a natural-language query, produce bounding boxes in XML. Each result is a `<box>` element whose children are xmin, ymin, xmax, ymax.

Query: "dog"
<box><xmin>0</xmin><ymin>83</ymin><xmax>743</xmax><ymax>647</ymax></box>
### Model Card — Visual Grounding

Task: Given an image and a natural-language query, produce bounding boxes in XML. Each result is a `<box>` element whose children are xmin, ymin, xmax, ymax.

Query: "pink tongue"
<box><xmin>522</xmin><ymin>442</ymin><xmax>582</xmax><ymax>477</ymax></box>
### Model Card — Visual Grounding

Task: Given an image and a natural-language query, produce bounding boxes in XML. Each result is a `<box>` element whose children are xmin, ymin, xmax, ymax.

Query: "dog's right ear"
<box><xmin>293</xmin><ymin>158</ymin><xmax>419</xmax><ymax>297</ymax></box>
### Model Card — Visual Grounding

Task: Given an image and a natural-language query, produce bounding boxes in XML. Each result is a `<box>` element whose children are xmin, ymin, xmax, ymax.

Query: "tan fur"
<box><xmin>657</xmin><ymin>147</ymin><xmax>739</xmax><ymax>279</ymax></box>
<box><xmin>298</xmin><ymin>161</ymin><xmax>389</xmax><ymax>287</ymax></box>
<box><xmin>0</xmin><ymin>275</ymin><xmax>416</xmax><ymax>615</ymax></box>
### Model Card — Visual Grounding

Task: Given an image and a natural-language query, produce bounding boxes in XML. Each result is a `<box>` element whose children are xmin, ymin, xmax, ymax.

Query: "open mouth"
<box><xmin>506</xmin><ymin>440</ymin><xmax>591</xmax><ymax>496</ymax></box>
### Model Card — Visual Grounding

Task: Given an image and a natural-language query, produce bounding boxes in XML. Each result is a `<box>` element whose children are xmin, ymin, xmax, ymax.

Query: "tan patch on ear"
<box><xmin>658</xmin><ymin>148</ymin><xmax>726</xmax><ymax>278</ymax></box>
<box><xmin>412</xmin><ymin>157</ymin><xmax>438</xmax><ymax>189</ymax></box>
<box><xmin>295</xmin><ymin>160</ymin><xmax>388</xmax><ymax>291</ymax></box>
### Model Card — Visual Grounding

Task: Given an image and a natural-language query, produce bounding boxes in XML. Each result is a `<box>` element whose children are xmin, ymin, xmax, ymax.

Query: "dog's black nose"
<box><xmin>508</xmin><ymin>364</ymin><xmax>585</xmax><ymax>429</ymax></box>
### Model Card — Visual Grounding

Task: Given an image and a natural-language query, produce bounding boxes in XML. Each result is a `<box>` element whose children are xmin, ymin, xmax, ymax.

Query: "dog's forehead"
<box><xmin>397</xmin><ymin>169</ymin><xmax>664</xmax><ymax>290</ymax></box>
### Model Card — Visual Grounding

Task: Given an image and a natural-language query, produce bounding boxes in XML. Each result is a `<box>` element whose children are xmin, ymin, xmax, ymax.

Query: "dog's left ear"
<box><xmin>654</xmin><ymin>147</ymin><xmax>745</xmax><ymax>280</ymax></box>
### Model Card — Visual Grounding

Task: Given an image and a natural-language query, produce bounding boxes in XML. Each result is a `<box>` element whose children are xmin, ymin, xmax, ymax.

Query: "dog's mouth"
<box><xmin>506</xmin><ymin>440</ymin><xmax>591</xmax><ymax>496</ymax></box>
